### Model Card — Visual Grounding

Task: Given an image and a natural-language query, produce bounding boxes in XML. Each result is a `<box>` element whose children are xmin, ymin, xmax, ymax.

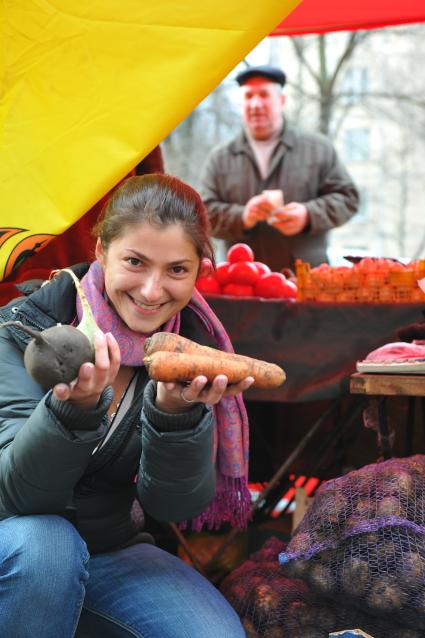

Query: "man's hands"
<box><xmin>267</xmin><ymin>202</ymin><xmax>310</xmax><ymax>236</ymax></box>
<box><xmin>243</xmin><ymin>195</ymin><xmax>309</xmax><ymax>236</ymax></box>
<box><xmin>242</xmin><ymin>194</ymin><xmax>275</xmax><ymax>229</ymax></box>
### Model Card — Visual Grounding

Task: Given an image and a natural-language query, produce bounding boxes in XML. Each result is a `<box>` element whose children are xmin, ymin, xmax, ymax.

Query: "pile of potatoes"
<box><xmin>220</xmin><ymin>537</ymin><xmax>423</xmax><ymax>638</ymax></box>
<box><xmin>280</xmin><ymin>455</ymin><xmax>425</xmax><ymax>630</ymax></box>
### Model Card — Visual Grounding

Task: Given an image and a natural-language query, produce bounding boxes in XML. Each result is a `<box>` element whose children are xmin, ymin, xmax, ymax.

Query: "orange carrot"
<box><xmin>144</xmin><ymin>350</ymin><xmax>285</xmax><ymax>389</ymax></box>
<box><xmin>145</xmin><ymin>332</ymin><xmax>283</xmax><ymax>375</ymax></box>
<box><xmin>145</xmin><ymin>332</ymin><xmax>202</xmax><ymax>357</ymax></box>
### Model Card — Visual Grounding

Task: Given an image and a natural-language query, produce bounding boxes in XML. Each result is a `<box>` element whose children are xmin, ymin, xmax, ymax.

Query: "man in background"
<box><xmin>199</xmin><ymin>65</ymin><xmax>359</xmax><ymax>271</ymax></box>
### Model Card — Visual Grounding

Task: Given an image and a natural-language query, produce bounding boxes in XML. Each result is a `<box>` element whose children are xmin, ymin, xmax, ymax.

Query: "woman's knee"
<box><xmin>0</xmin><ymin>515</ymin><xmax>89</xmax><ymax>637</ymax></box>
<box><xmin>83</xmin><ymin>543</ymin><xmax>245</xmax><ymax>638</ymax></box>
<box><xmin>0</xmin><ymin>514</ymin><xmax>89</xmax><ymax>588</ymax></box>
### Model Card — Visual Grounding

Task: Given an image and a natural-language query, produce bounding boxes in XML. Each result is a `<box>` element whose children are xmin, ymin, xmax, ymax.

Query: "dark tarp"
<box><xmin>208</xmin><ymin>296</ymin><xmax>425</xmax><ymax>403</ymax></box>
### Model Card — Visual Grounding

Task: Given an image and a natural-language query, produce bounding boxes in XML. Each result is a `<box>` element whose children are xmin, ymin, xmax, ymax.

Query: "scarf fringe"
<box><xmin>180</xmin><ymin>475</ymin><xmax>252</xmax><ymax>532</ymax></box>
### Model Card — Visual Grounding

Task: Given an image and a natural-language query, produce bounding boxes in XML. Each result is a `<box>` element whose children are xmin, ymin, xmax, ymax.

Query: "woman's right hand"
<box><xmin>52</xmin><ymin>331</ymin><xmax>121</xmax><ymax>410</ymax></box>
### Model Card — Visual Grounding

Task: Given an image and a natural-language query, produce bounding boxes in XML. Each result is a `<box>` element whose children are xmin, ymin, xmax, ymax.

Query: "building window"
<box><xmin>352</xmin><ymin>188</ymin><xmax>369</xmax><ymax>222</ymax></box>
<box><xmin>341</xmin><ymin>67</ymin><xmax>368</xmax><ymax>104</ymax></box>
<box><xmin>343</xmin><ymin>128</ymin><xmax>369</xmax><ymax>162</ymax></box>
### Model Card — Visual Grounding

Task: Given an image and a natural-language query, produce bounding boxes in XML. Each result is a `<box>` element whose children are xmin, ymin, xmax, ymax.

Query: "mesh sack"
<box><xmin>279</xmin><ymin>455</ymin><xmax>425</xmax><ymax>629</ymax></box>
<box><xmin>220</xmin><ymin>537</ymin><xmax>421</xmax><ymax>637</ymax></box>
<box><xmin>220</xmin><ymin>537</ymin><xmax>333</xmax><ymax>637</ymax></box>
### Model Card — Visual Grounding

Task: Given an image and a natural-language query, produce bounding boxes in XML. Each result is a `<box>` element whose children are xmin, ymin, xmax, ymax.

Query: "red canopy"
<box><xmin>271</xmin><ymin>0</ymin><xmax>425</xmax><ymax>36</ymax></box>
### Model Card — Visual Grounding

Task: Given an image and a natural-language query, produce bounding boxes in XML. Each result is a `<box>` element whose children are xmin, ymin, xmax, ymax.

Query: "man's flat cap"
<box><xmin>235</xmin><ymin>65</ymin><xmax>286</xmax><ymax>87</ymax></box>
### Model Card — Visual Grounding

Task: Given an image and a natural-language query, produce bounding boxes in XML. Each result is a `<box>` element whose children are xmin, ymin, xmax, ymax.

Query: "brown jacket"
<box><xmin>200</xmin><ymin>124</ymin><xmax>359</xmax><ymax>271</ymax></box>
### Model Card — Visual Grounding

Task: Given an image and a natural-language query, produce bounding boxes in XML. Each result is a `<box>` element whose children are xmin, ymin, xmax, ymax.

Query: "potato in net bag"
<box><xmin>220</xmin><ymin>537</ymin><xmax>335</xmax><ymax>637</ymax></box>
<box><xmin>279</xmin><ymin>455</ymin><xmax>425</xmax><ymax>630</ymax></box>
<box><xmin>221</xmin><ymin>537</ymin><xmax>420</xmax><ymax>637</ymax></box>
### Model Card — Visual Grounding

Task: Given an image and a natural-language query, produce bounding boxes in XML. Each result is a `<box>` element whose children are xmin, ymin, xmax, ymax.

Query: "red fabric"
<box><xmin>0</xmin><ymin>207</ymin><xmax>99</xmax><ymax>307</ymax></box>
<box><xmin>271</xmin><ymin>0</ymin><xmax>425</xmax><ymax>36</ymax></box>
<box><xmin>364</xmin><ymin>341</ymin><xmax>425</xmax><ymax>361</ymax></box>
<box><xmin>0</xmin><ymin>177</ymin><xmax>127</xmax><ymax>307</ymax></box>
<box><xmin>0</xmin><ymin>146</ymin><xmax>166</xmax><ymax>307</ymax></box>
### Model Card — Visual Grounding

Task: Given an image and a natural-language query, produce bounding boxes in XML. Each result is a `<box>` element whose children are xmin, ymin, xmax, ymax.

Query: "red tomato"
<box><xmin>222</xmin><ymin>283</ymin><xmax>255</xmax><ymax>297</ymax></box>
<box><xmin>227</xmin><ymin>261</ymin><xmax>260</xmax><ymax>285</ymax></box>
<box><xmin>195</xmin><ymin>276</ymin><xmax>221</xmax><ymax>295</ymax></box>
<box><xmin>227</xmin><ymin>243</ymin><xmax>254</xmax><ymax>263</ymax></box>
<box><xmin>254</xmin><ymin>272</ymin><xmax>297</xmax><ymax>299</ymax></box>
<box><xmin>214</xmin><ymin>262</ymin><xmax>231</xmax><ymax>285</ymax></box>
<box><xmin>254</xmin><ymin>261</ymin><xmax>271</xmax><ymax>276</ymax></box>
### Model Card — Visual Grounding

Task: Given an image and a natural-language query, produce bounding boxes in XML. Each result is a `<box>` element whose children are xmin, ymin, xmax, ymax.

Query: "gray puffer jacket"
<box><xmin>0</xmin><ymin>264</ymin><xmax>215</xmax><ymax>554</ymax></box>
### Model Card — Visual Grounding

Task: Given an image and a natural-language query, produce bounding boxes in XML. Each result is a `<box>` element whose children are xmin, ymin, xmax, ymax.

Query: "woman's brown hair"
<box><xmin>94</xmin><ymin>174</ymin><xmax>215</xmax><ymax>265</ymax></box>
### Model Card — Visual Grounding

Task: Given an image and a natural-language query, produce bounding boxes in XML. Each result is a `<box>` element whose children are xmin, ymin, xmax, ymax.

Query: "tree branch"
<box><xmin>328</xmin><ymin>32</ymin><xmax>369</xmax><ymax>95</ymax></box>
<box><xmin>290</xmin><ymin>37</ymin><xmax>320</xmax><ymax>83</ymax></box>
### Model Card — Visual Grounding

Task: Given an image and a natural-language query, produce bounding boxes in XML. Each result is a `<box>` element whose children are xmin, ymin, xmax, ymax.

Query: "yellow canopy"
<box><xmin>0</xmin><ymin>0</ymin><xmax>300</xmax><ymax>280</ymax></box>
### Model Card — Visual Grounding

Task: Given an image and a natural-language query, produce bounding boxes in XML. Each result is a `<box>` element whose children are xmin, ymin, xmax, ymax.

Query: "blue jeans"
<box><xmin>0</xmin><ymin>515</ymin><xmax>245</xmax><ymax>638</ymax></box>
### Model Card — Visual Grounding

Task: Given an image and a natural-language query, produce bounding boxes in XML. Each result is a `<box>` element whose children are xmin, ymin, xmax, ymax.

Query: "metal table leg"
<box><xmin>377</xmin><ymin>396</ymin><xmax>392</xmax><ymax>460</ymax></box>
<box><xmin>405</xmin><ymin>396</ymin><xmax>416</xmax><ymax>456</ymax></box>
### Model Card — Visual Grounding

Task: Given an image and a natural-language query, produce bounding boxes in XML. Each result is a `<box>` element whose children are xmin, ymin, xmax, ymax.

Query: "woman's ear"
<box><xmin>95</xmin><ymin>238</ymin><xmax>105</xmax><ymax>266</ymax></box>
<box><xmin>199</xmin><ymin>258</ymin><xmax>213</xmax><ymax>278</ymax></box>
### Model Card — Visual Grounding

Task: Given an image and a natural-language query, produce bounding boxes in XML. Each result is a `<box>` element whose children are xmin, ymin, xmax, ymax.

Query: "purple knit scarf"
<box><xmin>77</xmin><ymin>261</ymin><xmax>251</xmax><ymax>530</ymax></box>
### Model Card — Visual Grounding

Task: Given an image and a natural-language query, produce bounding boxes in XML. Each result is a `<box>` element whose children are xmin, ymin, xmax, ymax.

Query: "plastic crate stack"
<box><xmin>295</xmin><ymin>258</ymin><xmax>425</xmax><ymax>304</ymax></box>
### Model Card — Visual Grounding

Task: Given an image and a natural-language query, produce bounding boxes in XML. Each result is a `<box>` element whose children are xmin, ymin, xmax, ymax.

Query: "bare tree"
<box><xmin>289</xmin><ymin>32</ymin><xmax>370</xmax><ymax>136</ymax></box>
<box><xmin>162</xmin><ymin>82</ymin><xmax>240</xmax><ymax>189</ymax></box>
<box><xmin>282</xmin><ymin>27</ymin><xmax>425</xmax><ymax>258</ymax></box>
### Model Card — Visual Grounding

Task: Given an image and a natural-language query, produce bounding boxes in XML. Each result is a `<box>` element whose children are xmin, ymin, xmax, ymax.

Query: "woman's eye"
<box><xmin>171</xmin><ymin>265</ymin><xmax>186</xmax><ymax>275</ymax></box>
<box><xmin>126</xmin><ymin>257</ymin><xmax>141</xmax><ymax>267</ymax></box>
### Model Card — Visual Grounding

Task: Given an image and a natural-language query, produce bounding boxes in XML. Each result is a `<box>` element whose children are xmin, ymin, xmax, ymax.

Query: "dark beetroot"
<box><xmin>0</xmin><ymin>268</ymin><xmax>101</xmax><ymax>389</ymax></box>
<box><xmin>1</xmin><ymin>321</ymin><xmax>94</xmax><ymax>388</ymax></box>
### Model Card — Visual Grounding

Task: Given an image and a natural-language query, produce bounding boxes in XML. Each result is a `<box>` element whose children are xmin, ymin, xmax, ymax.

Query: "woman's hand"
<box><xmin>155</xmin><ymin>374</ymin><xmax>254</xmax><ymax>414</ymax></box>
<box><xmin>52</xmin><ymin>331</ymin><xmax>121</xmax><ymax>410</ymax></box>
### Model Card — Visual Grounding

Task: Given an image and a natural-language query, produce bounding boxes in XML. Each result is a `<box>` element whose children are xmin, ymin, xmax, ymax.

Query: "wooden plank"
<box><xmin>350</xmin><ymin>373</ymin><xmax>425</xmax><ymax>397</ymax></box>
<box><xmin>292</xmin><ymin>486</ymin><xmax>313</xmax><ymax>532</ymax></box>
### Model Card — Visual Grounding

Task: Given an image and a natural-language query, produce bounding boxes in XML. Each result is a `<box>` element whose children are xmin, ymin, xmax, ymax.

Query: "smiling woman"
<box><xmin>95</xmin><ymin>223</ymin><xmax>202</xmax><ymax>334</ymax></box>
<box><xmin>0</xmin><ymin>173</ymin><xmax>252</xmax><ymax>638</ymax></box>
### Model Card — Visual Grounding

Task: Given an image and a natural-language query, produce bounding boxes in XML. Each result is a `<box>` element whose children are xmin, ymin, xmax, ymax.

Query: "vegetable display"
<box><xmin>0</xmin><ymin>268</ymin><xmax>98</xmax><ymax>389</ymax></box>
<box><xmin>195</xmin><ymin>243</ymin><xmax>298</xmax><ymax>300</ymax></box>
<box><xmin>197</xmin><ymin>251</ymin><xmax>425</xmax><ymax>303</ymax></box>
<box><xmin>296</xmin><ymin>257</ymin><xmax>425</xmax><ymax>303</ymax></box>
<box><xmin>144</xmin><ymin>332</ymin><xmax>285</xmax><ymax>388</ymax></box>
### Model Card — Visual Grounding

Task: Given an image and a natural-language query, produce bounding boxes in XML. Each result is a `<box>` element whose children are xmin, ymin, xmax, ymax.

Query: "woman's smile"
<box><xmin>129</xmin><ymin>295</ymin><xmax>165</xmax><ymax>314</ymax></box>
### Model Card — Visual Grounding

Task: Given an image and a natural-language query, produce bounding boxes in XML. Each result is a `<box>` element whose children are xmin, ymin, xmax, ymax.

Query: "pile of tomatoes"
<box><xmin>196</xmin><ymin>243</ymin><xmax>297</xmax><ymax>299</ymax></box>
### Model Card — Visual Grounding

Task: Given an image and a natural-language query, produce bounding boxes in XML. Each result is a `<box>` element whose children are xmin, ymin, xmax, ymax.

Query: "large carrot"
<box><xmin>144</xmin><ymin>350</ymin><xmax>285</xmax><ymax>389</ymax></box>
<box><xmin>145</xmin><ymin>332</ymin><xmax>205</xmax><ymax>357</ymax></box>
<box><xmin>145</xmin><ymin>332</ymin><xmax>284</xmax><ymax>375</ymax></box>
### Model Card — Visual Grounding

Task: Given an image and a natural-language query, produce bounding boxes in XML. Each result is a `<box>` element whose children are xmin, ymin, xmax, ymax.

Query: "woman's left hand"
<box><xmin>155</xmin><ymin>375</ymin><xmax>254</xmax><ymax>414</ymax></box>
<box><xmin>52</xmin><ymin>331</ymin><xmax>121</xmax><ymax>411</ymax></box>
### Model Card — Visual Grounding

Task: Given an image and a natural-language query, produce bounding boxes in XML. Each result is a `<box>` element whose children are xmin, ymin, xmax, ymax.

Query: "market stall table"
<box><xmin>350</xmin><ymin>372</ymin><xmax>425</xmax><ymax>459</ymax></box>
<box><xmin>207</xmin><ymin>296</ymin><xmax>425</xmax><ymax>403</ymax></box>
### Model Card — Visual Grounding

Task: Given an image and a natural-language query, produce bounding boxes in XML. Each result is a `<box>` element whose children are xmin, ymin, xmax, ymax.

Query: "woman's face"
<box><xmin>96</xmin><ymin>222</ymin><xmax>202</xmax><ymax>333</ymax></box>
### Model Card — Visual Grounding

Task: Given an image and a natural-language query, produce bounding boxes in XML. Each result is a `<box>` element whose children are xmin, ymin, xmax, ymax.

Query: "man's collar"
<box><xmin>230</xmin><ymin>121</ymin><xmax>295</xmax><ymax>154</ymax></box>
